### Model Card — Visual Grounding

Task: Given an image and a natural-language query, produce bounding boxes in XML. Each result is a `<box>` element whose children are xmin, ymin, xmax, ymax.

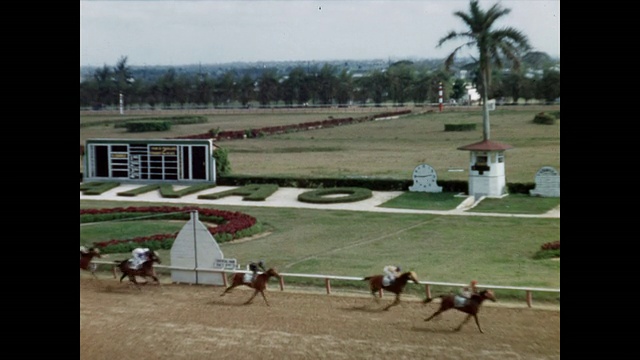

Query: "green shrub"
<box><xmin>214</xmin><ymin>147</ymin><xmax>232</xmax><ymax>176</ymax></box>
<box><xmin>117</xmin><ymin>184</ymin><xmax>161</xmax><ymax>197</ymax></box>
<box><xmin>80</xmin><ymin>182</ymin><xmax>120</xmax><ymax>195</ymax></box>
<box><xmin>533</xmin><ymin>112</ymin><xmax>556</xmax><ymax>125</ymax></box>
<box><xmin>298</xmin><ymin>187</ymin><xmax>373</xmax><ymax>204</ymax></box>
<box><xmin>533</xmin><ymin>240</ymin><xmax>560</xmax><ymax>259</ymax></box>
<box><xmin>533</xmin><ymin>249</ymin><xmax>560</xmax><ymax>259</ymax></box>
<box><xmin>444</xmin><ymin>123</ymin><xmax>477</xmax><ymax>131</ymax></box>
<box><xmin>198</xmin><ymin>184</ymin><xmax>278</xmax><ymax>201</ymax></box>
<box><xmin>125</xmin><ymin>121</ymin><xmax>172</xmax><ymax>132</ymax></box>
<box><xmin>159</xmin><ymin>183</ymin><xmax>216</xmax><ymax>198</ymax></box>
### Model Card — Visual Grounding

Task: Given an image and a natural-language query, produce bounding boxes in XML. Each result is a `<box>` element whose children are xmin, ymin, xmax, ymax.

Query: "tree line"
<box><xmin>80</xmin><ymin>55</ymin><xmax>559</xmax><ymax>110</ymax></box>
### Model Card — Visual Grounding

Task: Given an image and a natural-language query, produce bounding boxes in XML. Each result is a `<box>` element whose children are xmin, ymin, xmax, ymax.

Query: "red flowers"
<box><xmin>82</xmin><ymin>206</ymin><xmax>257</xmax><ymax>249</ymax></box>
<box><xmin>540</xmin><ymin>240</ymin><xmax>560</xmax><ymax>251</ymax></box>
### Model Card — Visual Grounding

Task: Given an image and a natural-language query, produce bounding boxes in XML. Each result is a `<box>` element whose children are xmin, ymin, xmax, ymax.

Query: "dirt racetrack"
<box><xmin>80</xmin><ymin>276</ymin><xmax>560</xmax><ymax>360</ymax></box>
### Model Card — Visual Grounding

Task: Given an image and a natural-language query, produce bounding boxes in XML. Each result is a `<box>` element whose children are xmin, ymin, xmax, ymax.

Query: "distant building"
<box><xmin>461</xmin><ymin>84</ymin><xmax>480</xmax><ymax>105</ymax></box>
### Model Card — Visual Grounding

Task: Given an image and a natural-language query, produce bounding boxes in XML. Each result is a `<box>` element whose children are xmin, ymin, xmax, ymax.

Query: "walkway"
<box><xmin>80</xmin><ymin>184</ymin><xmax>560</xmax><ymax>219</ymax></box>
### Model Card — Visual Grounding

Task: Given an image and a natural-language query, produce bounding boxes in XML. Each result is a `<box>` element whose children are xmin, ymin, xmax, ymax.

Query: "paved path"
<box><xmin>81</xmin><ymin>184</ymin><xmax>559</xmax><ymax>218</ymax></box>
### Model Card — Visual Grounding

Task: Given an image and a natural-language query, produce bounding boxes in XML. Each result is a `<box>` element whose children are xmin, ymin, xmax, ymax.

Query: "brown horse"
<box><xmin>363</xmin><ymin>271</ymin><xmax>420</xmax><ymax>311</ymax></box>
<box><xmin>80</xmin><ymin>247</ymin><xmax>102</xmax><ymax>278</ymax></box>
<box><xmin>115</xmin><ymin>250</ymin><xmax>161</xmax><ymax>289</ymax></box>
<box><xmin>220</xmin><ymin>268</ymin><xmax>281</xmax><ymax>306</ymax></box>
<box><xmin>423</xmin><ymin>289</ymin><xmax>497</xmax><ymax>333</ymax></box>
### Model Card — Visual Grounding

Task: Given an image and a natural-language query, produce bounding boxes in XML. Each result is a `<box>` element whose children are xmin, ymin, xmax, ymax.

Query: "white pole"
<box><xmin>192</xmin><ymin>210</ymin><xmax>199</xmax><ymax>284</ymax></box>
<box><xmin>119</xmin><ymin>92</ymin><xmax>124</xmax><ymax>115</ymax></box>
<box><xmin>438</xmin><ymin>82</ymin><xmax>443</xmax><ymax>112</ymax></box>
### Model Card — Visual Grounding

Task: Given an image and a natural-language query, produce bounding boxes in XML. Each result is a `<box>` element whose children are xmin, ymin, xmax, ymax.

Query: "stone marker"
<box><xmin>529</xmin><ymin>166</ymin><xmax>560</xmax><ymax>197</ymax></box>
<box><xmin>409</xmin><ymin>164</ymin><xmax>443</xmax><ymax>192</ymax></box>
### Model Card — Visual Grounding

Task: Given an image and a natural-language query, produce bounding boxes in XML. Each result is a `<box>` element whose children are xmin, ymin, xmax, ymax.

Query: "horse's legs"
<box><xmin>454</xmin><ymin>314</ymin><xmax>473</xmax><ymax>332</ymax></box>
<box><xmin>90</xmin><ymin>264</ymin><xmax>98</xmax><ymax>279</ymax></box>
<box><xmin>472</xmin><ymin>314</ymin><xmax>484</xmax><ymax>333</ymax></box>
<box><xmin>424</xmin><ymin>308</ymin><xmax>445</xmax><ymax>322</ymax></box>
<box><xmin>220</xmin><ymin>284</ymin><xmax>238</xmax><ymax>296</ymax></box>
<box><xmin>119</xmin><ymin>272</ymin><xmax>128</xmax><ymax>283</ymax></box>
<box><xmin>370</xmin><ymin>289</ymin><xmax>381</xmax><ymax>303</ymax></box>
<box><xmin>383</xmin><ymin>294</ymin><xmax>401</xmax><ymax>311</ymax></box>
<box><xmin>244</xmin><ymin>290</ymin><xmax>259</xmax><ymax>305</ymax></box>
<box><xmin>259</xmin><ymin>290</ymin><xmax>270</xmax><ymax>307</ymax></box>
<box><xmin>128</xmin><ymin>275</ymin><xmax>141</xmax><ymax>290</ymax></box>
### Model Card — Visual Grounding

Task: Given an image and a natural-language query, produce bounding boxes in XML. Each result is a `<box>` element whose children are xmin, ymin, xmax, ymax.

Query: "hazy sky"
<box><xmin>80</xmin><ymin>0</ymin><xmax>560</xmax><ymax>67</ymax></box>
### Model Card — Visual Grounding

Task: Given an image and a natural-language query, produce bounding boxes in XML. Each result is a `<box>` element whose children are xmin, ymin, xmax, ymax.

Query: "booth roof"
<box><xmin>457</xmin><ymin>139</ymin><xmax>513</xmax><ymax>151</ymax></box>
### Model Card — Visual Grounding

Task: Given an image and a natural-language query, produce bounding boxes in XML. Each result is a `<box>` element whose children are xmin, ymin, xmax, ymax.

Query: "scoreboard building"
<box><xmin>83</xmin><ymin>138</ymin><xmax>217</xmax><ymax>184</ymax></box>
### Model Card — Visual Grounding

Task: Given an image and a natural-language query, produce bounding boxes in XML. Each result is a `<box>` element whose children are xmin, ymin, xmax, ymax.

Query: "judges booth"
<box><xmin>83</xmin><ymin>138</ymin><xmax>216</xmax><ymax>184</ymax></box>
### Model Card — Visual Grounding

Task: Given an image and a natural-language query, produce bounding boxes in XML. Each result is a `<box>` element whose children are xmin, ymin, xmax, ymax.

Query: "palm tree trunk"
<box><xmin>482</xmin><ymin>71</ymin><xmax>490</xmax><ymax>141</ymax></box>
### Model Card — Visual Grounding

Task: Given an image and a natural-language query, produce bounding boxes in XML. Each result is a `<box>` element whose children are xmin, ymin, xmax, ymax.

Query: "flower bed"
<box><xmin>171</xmin><ymin>110</ymin><xmax>412</xmax><ymax>140</ymax></box>
<box><xmin>81</xmin><ymin>206</ymin><xmax>258</xmax><ymax>253</ymax></box>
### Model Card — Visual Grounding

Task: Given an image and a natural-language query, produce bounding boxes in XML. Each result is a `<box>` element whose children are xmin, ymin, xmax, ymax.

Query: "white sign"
<box><xmin>170</xmin><ymin>211</ymin><xmax>225</xmax><ymax>285</ymax></box>
<box><xmin>487</xmin><ymin>99</ymin><xmax>496</xmax><ymax>111</ymax></box>
<box><xmin>214</xmin><ymin>258</ymin><xmax>237</xmax><ymax>270</ymax></box>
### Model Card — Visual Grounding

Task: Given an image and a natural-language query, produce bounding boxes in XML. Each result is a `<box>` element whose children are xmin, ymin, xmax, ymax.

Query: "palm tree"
<box><xmin>438</xmin><ymin>0</ymin><xmax>530</xmax><ymax>140</ymax></box>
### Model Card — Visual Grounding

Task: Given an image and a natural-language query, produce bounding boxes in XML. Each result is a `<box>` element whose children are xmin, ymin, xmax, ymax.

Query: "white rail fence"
<box><xmin>92</xmin><ymin>260</ymin><xmax>560</xmax><ymax>308</ymax></box>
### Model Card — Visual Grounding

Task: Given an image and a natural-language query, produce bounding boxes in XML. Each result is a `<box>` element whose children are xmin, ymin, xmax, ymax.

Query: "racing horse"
<box><xmin>423</xmin><ymin>289</ymin><xmax>497</xmax><ymax>333</ymax></box>
<box><xmin>363</xmin><ymin>271</ymin><xmax>420</xmax><ymax>311</ymax></box>
<box><xmin>80</xmin><ymin>247</ymin><xmax>102</xmax><ymax>279</ymax></box>
<box><xmin>115</xmin><ymin>250</ymin><xmax>161</xmax><ymax>289</ymax></box>
<box><xmin>220</xmin><ymin>268</ymin><xmax>281</xmax><ymax>306</ymax></box>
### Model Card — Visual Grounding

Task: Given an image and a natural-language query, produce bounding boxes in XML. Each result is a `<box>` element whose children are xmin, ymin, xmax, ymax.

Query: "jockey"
<box><xmin>383</xmin><ymin>265</ymin><xmax>402</xmax><ymax>284</ymax></box>
<box><xmin>249</xmin><ymin>260</ymin><xmax>266</xmax><ymax>283</ymax></box>
<box><xmin>131</xmin><ymin>248</ymin><xmax>150</xmax><ymax>269</ymax></box>
<box><xmin>460</xmin><ymin>280</ymin><xmax>478</xmax><ymax>299</ymax></box>
<box><xmin>80</xmin><ymin>246</ymin><xmax>88</xmax><ymax>255</ymax></box>
<box><xmin>455</xmin><ymin>280</ymin><xmax>478</xmax><ymax>307</ymax></box>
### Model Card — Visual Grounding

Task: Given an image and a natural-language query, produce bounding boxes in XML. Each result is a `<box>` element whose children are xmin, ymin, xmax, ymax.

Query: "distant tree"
<box><xmin>369</xmin><ymin>70</ymin><xmax>388</xmax><ymax>105</ymax></box>
<box><xmin>257</xmin><ymin>69</ymin><xmax>279</xmax><ymax>106</ymax></box>
<box><xmin>112</xmin><ymin>56</ymin><xmax>134</xmax><ymax>92</ymax></box>
<box><xmin>522</xmin><ymin>51</ymin><xmax>553</xmax><ymax>69</ymax></box>
<box><xmin>352</xmin><ymin>75</ymin><xmax>371</xmax><ymax>105</ymax></box>
<box><xmin>335</xmin><ymin>69</ymin><xmax>353</xmax><ymax>106</ymax></box>
<box><xmin>281</xmin><ymin>66</ymin><xmax>305</xmax><ymax>105</ymax></box>
<box><xmin>536</xmin><ymin>70</ymin><xmax>560</xmax><ymax>102</ymax></box>
<box><xmin>174</xmin><ymin>73</ymin><xmax>192</xmax><ymax>108</ymax></box>
<box><xmin>194</xmin><ymin>73</ymin><xmax>214</xmax><ymax>106</ymax></box>
<box><xmin>438</xmin><ymin>0</ymin><xmax>530</xmax><ymax>140</ymax></box>
<box><xmin>158</xmin><ymin>68</ymin><xmax>178</xmax><ymax>108</ymax></box>
<box><xmin>316</xmin><ymin>64</ymin><xmax>338</xmax><ymax>105</ymax></box>
<box><xmin>499</xmin><ymin>72</ymin><xmax>525</xmax><ymax>103</ymax></box>
<box><xmin>411</xmin><ymin>70</ymin><xmax>431</xmax><ymax>104</ymax></box>
<box><xmin>93</xmin><ymin>65</ymin><xmax>114</xmax><ymax>105</ymax></box>
<box><xmin>237</xmin><ymin>74</ymin><xmax>255</xmax><ymax>107</ymax></box>
<box><xmin>387</xmin><ymin>62</ymin><xmax>414</xmax><ymax>105</ymax></box>
<box><xmin>211</xmin><ymin>71</ymin><xmax>234</xmax><ymax>107</ymax></box>
<box><xmin>451</xmin><ymin>78</ymin><xmax>467</xmax><ymax>101</ymax></box>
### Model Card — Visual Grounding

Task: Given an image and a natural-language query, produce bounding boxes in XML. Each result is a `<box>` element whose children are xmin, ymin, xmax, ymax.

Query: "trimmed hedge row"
<box><xmin>444</xmin><ymin>123</ymin><xmax>477</xmax><ymax>131</ymax></box>
<box><xmin>79</xmin><ymin>175</ymin><xmax>536</xmax><ymax>195</ymax></box>
<box><xmin>124</xmin><ymin>121</ymin><xmax>172</xmax><ymax>132</ymax></box>
<box><xmin>297</xmin><ymin>187</ymin><xmax>372</xmax><ymax>204</ymax></box>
